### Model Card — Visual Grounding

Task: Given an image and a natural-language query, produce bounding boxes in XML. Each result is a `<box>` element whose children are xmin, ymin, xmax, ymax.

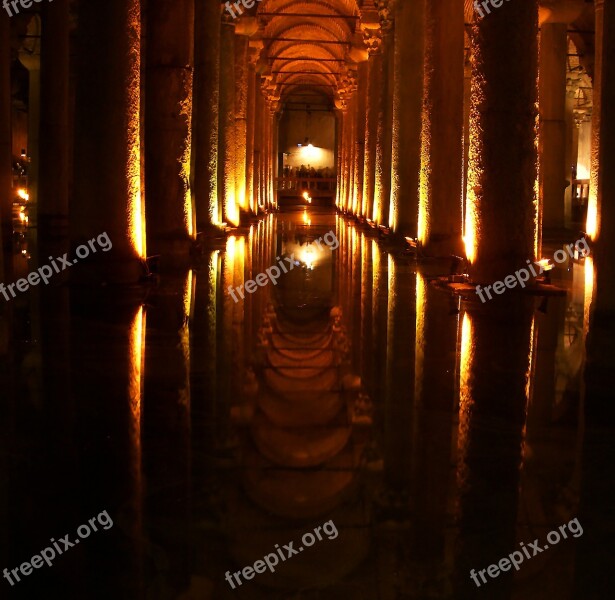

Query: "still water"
<box><xmin>0</xmin><ymin>210</ymin><xmax>599</xmax><ymax>599</ymax></box>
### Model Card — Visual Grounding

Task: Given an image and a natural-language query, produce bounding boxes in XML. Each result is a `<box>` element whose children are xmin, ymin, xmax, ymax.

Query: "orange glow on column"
<box><xmin>583</xmin><ymin>256</ymin><xmax>595</xmax><ymax>335</ymax></box>
<box><xmin>586</xmin><ymin>195</ymin><xmax>598</xmax><ymax>241</ymax></box>
<box><xmin>180</xmin><ymin>87</ymin><xmax>195</xmax><ymax>239</ymax></box>
<box><xmin>127</xmin><ymin>2</ymin><xmax>145</xmax><ymax>258</ymax></box>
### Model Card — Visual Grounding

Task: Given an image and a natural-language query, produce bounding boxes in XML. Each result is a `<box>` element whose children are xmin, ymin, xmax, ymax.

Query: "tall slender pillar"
<box><xmin>390</xmin><ymin>0</ymin><xmax>424</xmax><ymax>236</ymax></box>
<box><xmin>219</xmin><ymin>16</ymin><xmax>238</xmax><ymax>226</ymax></box>
<box><xmin>192</xmin><ymin>0</ymin><xmax>221</xmax><ymax>229</ymax></box>
<box><xmin>254</xmin><ymin>78</ymin><xmax>264</xmax><ymax>211</ymax></box>
<box><xmin>39</xmin><ymin>0</ymin><xmax>69</xmax><ymax>259</ymax></box>
<box><xmin>0</xmin><ymin>10</ymin><xmax>12</xmax><ymax>281</ymax></box>
<box><xmin>145</xmin><ymin>0</ymin><xmax>194</xmax><ymax>262</ymax></box>
<box><xmin>234</xmin><ymin>36</ymin><xmax>249</xmax><ymax>213</ymax></box>
<box><xmin>362</xmin><ymin>29</ymin><xmax>382</xmax><ymax>220</ymax></box>
<box><xmin>466</xmin><ymin>0</ymin><xmax>539</xmax><ymax>283</ymax></box>
<box><xmin>245</xmin><ymin>47</ymin><xmax>260</xmax><ymax>215</ymax></box>
<box><xmin>419</xmin><ymin>0</ymin><xmax>464</xmax><ymax>255</ymax></box>
<box><xmin>374</xmin><ymin>3</ymin><xmax>394</xmax><ymax>227</ymax></box>
<box><xmin>353</xmin><ymin>63</ymin><xmax>367</xmax><ymax>217</ymax></box>
<box><xmin>539</xmin><ymin>23</ymin><xmax>568</xmax><ymax>231</ymax></box>
<box><xmin>72</xmin><ymin>0</ymin><xmax>145</xmax><ymax>282</ymax></box>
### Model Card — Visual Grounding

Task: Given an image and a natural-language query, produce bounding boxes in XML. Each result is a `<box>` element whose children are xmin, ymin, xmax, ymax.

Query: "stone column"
<box><xmin>72</xmin><ymin>0</ymin><xmax>145</xmax><ymax>282</ymax></box>
<box><xmin>390</xmin><ymin>0</ymin><xmax>424</xmax><ymax>236</ymax></box>
<box><xmin>539</xmin><ymin>23</ymin><xmax>568</xmax><ymax>230</ymax></box>
<box><xmin>39</xmin><ymin>0</ymin><xmax>69</xmax><ymax>259</ymax></box>
<box><xmin>219</xmin><ymin>16</ymin><xmax>238</xmax><ymax>226</ymax></box>
<box><xmin>362</xmin><ymin>29</ymin><xmax>382</xmax><ymax>220</ymax></box>
<box><xmin>192</xmin><ymin>0</ymin><xmax>221</xmax><ymax>229</ymax></box>
<box><xmin>145</xmin><ymin>0</ymin><xmax>194</xmax><ymax>263</ymax></box>
<box><xmin>374</xmin><ymin>2</ymin><xmax>395</xmax><ymax>227</ymax></box>
<box><xmin>254</xmin><ymin>77</ymin><xmax>264</xmax><ymax>210</ymax></box>
<box><xmin>234</xmin><ymin>36</ymin><xmax>249</xmax><ymax>213</ymax></box>
<box><xmin>0</xmin><ymin>10</ymin><xmax>12</xmax><ymax>281</ymax></box>
<box><xmin>353</xmin><ymin>62</ymin><xmax>367</xmax><ymax>217</ymax></box>
<box><xmin>245</xmin><ymin>46</ymin><xmax>260</xmax><ymax>215</ymax></box>
<box><xmin>466</xmin><ymin>0</ymin><xmax>539</xmax><ymax>283</ymax></box>
<box><xmin>419</xmin><ymin>0</ymin><xmax>464</xmax><ymax>255</ymax></box>
<box><xmin>587</xmin><ymin>0</ymin><xmax>610</xmax><ymax>247</ymax></box>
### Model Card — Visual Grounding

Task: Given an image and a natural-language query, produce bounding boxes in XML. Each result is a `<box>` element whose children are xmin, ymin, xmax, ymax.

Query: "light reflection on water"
<box><xmin>2</xmin><ymin>212</ymin><xmax>595</xmax><ymax>599</ymax></box>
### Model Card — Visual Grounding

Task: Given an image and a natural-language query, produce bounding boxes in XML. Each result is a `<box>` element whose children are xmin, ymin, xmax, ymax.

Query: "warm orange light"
<box><xmin>180</xmin><ymin>85</ymin><xmax>195</xmax><ymax>239</ymax></box>
<box><xmin>583</xmin><ymin>256</ymin><xmax>594</xmax><ymax>335</ymax></box>
<box><xmin>586</xmin><ymin>196</ymin><xmax>598</xmax><ymax>240</ymax></box>
<box><xmin>17</xmin><ymin>189</ymin><xmax>29</xmax><ymax>201</ymax></box>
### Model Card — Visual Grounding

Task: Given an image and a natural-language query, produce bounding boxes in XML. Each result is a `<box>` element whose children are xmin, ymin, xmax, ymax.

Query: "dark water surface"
<box><xmin>0</xmin><ymin>210</ymin><xmax>608</xmax><ymax>599</ymax></box>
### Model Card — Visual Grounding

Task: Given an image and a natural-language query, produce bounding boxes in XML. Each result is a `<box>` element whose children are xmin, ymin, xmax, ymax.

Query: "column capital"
<box><xmin>377</xmin><ymin>0</ymin><xmax>395</xmax><ymax>33</ymax></box>
<box><xmin>363</xmin><ymin>28</ymin><xmax>383</xmax><ymax>55</ymax></box>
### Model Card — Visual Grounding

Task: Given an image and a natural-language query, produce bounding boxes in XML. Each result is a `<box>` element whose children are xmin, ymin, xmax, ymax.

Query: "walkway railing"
<box><xmin>276</xmin><ymin>177</ymin><xmax>337</xmax><ymax>197</ymax></box>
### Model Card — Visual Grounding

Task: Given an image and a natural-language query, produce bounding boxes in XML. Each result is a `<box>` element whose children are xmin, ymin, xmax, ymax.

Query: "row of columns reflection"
<box><xmin>10</xmin><ymin>215</ymin><xmax>593</xmax><ymax>597</ymax></box>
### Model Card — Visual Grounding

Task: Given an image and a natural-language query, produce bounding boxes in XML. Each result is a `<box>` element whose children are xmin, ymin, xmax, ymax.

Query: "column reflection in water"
<box><xmin>413</xmin><ymin>272</ymin><xmax>458</xmax><ymax>570</ymax></box>
<box><xmin>454</xmin><ymin>299</ymin><xmax>534</xmax><ymax>599</ymax></box>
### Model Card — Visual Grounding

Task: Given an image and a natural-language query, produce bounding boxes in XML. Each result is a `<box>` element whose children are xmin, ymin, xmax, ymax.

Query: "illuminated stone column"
<box><xmin>219</xmin><ymin>16</ymin><xmax>238</xmax><ymax>226</ymax></box>
<box><xmin>253</xmin><ymin>78</ymin><xmax>264</xmax><ymax>211</ymax></box>
<box><xmin>0</xmin><ymin>10</ymin><xmax>12</xmax><ymax>279</ymax></box>
<box><xmin>145</xmin><ymin>0</ymin><xmax>194</xmax><ymax>263</ymax></box>
<box><xmin>245</xmin><ymin>46</ymin><xmax>260</xmax><ymax>215</ymax></box>
<box><xmin>373</xmin><ymin>3</ymin><xmax>394</xmax><ymax>227</ymax></box>
<box><xmin>353</xmin><ymin>63</ymin><xmax>368</xmax><ymax>216</ymax></box>
<box><xmin>539</xmin><ymin>23</ymin><xmax>568</xmax><ymax>230</ymax></box>
<box><xmin>72</xmin><ymin>0</ymin><xmax>145</xmax><ymax>282</ymax></box>
<box><xmin>38</xmin><ymin>0</ymin><xmax>69</xmax><ymax>258</ymax></box>
<box><xmin>362</xmin><ymin>29</ymin><xmax>382</xmax><ymax>220</ymax></box>
<box><xmin>466</xmin><ymin>0</ymin><xmax>539</xmax><ymax>283</ymax></box>
<box><xmin>234</xmin><ymin>36</ymin><xmax>249</xmax><ymax>214</ymax></box>
<box><xmin>335</xmin><ymin>108</ymin><xmax>345</xmax><ymax>209</ymax></box>
<box><xmin>419</xmin><ymin>0</ymin><xmax>464</xmax><ymax>255</ymax></box>
<box><xmin>390</xmin><ymin>0</ymin><xmax>424</xmax><ymax>236</ymax></box>
<box><xmin>192</xmin><ymin>0</ymin><xmax>221</xmax><ymax>229</ymax></box>
<box><xmin>587</xmin><ymin>0</ymin><xmax>614</xmax><ymax>256</ymax></box>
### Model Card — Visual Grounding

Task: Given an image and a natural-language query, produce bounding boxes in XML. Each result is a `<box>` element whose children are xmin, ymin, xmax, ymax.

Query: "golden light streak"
<box><xmin>457</xmin><ymin>312</ymin><xmax>474</xmax><ymax>473</ymax></box>
<box><xmin>415</xmin><ymin>273</ymin><xmax>426</xmax><ymax>402</ymax></box>
<box><xmin>126</xmin><ymin>2</ymin><xmax>145</xmax><ymax>258</ymax></box>
<box><xmin>17</xmin><ymin>189</ymin><xmax>29</xmax><ymax>201</ymax></box>
<box><xmin>180</xmin><ymin>270</ymin><xmax>194</xmax><ymax>411</ymax></box>
<box><xmin>586</xmin><ymin>195</ymin><xmax>598</xmax><ymax>241</ymax></box>
<box><xmin>180</xmin><ymin>80</ymin><xmax>195</xmax><ymax>239</ymax></box>
<box><xmin>583</xmin><ymin>256</ymin><xmax>594</xmax><ymax>336</ymax></box>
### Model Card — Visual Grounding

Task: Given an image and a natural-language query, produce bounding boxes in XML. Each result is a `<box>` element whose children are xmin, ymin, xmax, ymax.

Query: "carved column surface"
<box><xmin>245</xmin><ymin>47</ymin><xmax>260</xmax><ymax>215</ymax></box>
<box><xmin>466</xmin><ymin>0</ymin><xmax>539</xmax><ymax>283</ymax></box>
<box><xmin>219</xmin><ymin>16</ymin><xmax>238</xmax><ymax>225</ymax></box>
<box><xmin>234</xmin><ymin>36</ymin><xmax>249</xmax><ymax>213</ymax></box>
<box><xmin>71</xmin><ymin>0</ymin><xmax>144</xmax><ymax>282</ymax></box>
<box><xmin>419</xmin><ymin>0</ymin><xmax>464</xmax><ymax>255</ymax></box>
<box><xmin>362</xmin><ymin>28</ymin><xmax>383</xmax><ymax>220</ymax></box>
<box><xmin>353</xmin><ymin>62</ymin><xmax>368</xmax><ymax>217</ymax></box>
<box><xmin>374</xmin><ymin>2</ymin><xmax>395</xmax><ymax>226</ymax></box>
<box><xmin>390</xmin><ymin>0</ymin><xmax>424</xmax><ymax>237</ymax></box>
<box><xmin>192</xmin><ymin>0</ymin><xmax>221</xmax><ymax>228</ymax></box>
<box><xmin>145</xmin><ymin>0</ymin><xmax>194</xmax><ymax>262</ymax></box>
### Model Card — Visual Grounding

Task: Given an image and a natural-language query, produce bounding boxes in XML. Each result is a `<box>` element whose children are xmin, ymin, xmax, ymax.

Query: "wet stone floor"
<box><xmin>0</xmin><ymin>209</ymin><xmax>608</xmax><ymax>599</ymax></box>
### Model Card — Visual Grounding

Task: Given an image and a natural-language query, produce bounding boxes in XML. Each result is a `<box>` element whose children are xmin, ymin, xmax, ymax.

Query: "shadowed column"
<box><xmin>145</xmin><ymin>0</ymin><xmax>195</xmax><ymax>265</ymax></box>
<box><xmin>419</xmin><ymin>0</ymin><xmax>464</xmax><ymax>256</ymax></box>
<box><xmin>466</xmin><ymin>0</ymin><xmax>539</xmax><ymax>283</ymax></box>
<box><xmin>192</xmin><ymin>0</ymin><xmax>221</xmax><ymax>229</ymax></box>
<box><xmin>72</xmin><ymin>0</ymin><xmax>145</xmax><ymax>283</ymax></box>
